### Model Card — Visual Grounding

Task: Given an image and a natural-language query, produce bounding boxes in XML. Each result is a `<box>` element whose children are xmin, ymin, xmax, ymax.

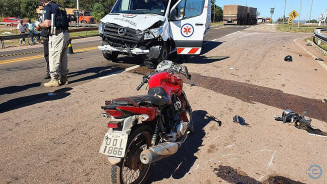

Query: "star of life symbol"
<box><xmin>184</xmin><ymin>26</ymin><xmax>191</xmax><ymax>35</ymax></box>
<box><xmin>181</xmin><ymin>23</ymin><xmax>194</xmax><ymax>37</ymax></box>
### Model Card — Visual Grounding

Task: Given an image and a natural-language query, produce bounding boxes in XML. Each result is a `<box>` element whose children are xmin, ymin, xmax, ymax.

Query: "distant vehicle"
<box><xmin>36</xmin><ymin>7</ymin><xmax>95</xmax><ymax>24</ymax></box>
<box><xmin>66</xmin><ymin>9</ymin><xmax>95</xmax><ymax>24</ymax></box>
<box><xmin>223</xmin><ymin>5</ymin><xmax>257</xmax><ymax>25</ymax></box>
<box><xmin>2</xmin><ymin>17</ymin><xmax>28</xmax><ymax>26</ymax></box>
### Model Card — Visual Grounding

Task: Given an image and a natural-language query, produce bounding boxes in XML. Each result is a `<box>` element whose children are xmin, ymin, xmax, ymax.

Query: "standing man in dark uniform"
<box><xmin>36</xmin><ymin>0</ymin><xmax>70</xmax><ymax>87</ymax></box>
<box><xmin>37</xmin><ymin>5</ymin><xmax>50</xmax><ymax>79</ymax></box>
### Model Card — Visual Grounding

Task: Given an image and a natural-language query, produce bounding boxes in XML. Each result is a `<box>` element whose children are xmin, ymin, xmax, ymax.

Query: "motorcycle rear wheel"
<box><xmin>111</xmin><ymin>125</ymin><xmax>153</xmax><ymax>184</ymax></box>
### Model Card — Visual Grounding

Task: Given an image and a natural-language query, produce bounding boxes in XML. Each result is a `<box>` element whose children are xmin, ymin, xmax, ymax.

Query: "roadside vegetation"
<box><xmin>211</xmin><ymin>21</ymin><xmax>224</xmax><ymax>26</ymax></box>
<box><xmin>0</xmin><ymin>27</ymin><xmax>98</xmax><ymax>48</ymax></box>
<box><xmin>305</xmin><ymin>36</ymin><xmax>327</xmax><ymax>52</ymax></box>
<box><xmin>277</xmin><ymin>24</ymin><xmax>325</xmax><ymax>33</ymax></box>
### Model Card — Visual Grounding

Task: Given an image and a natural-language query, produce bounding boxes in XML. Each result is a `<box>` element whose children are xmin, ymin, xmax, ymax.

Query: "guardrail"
<box><xmin>0</xmin><ymin>27</ymin><xmax>98</xmax><ymax>49</ymax></box>
<box><xmin>313</xmin><ymin>28</ymin><xmax>327</xmax><ymax>51</ymax></box>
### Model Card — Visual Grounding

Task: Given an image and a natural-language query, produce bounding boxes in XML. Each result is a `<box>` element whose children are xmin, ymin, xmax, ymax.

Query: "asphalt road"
<box><xmin>1</xmin><ymin>23</ymin><xmax>327</xmax><ymax>184</ymax></box>
<box><xmin>0</xmin><ymin>25</ymin><xmax>247</xmax><ymax>113</ymax></box>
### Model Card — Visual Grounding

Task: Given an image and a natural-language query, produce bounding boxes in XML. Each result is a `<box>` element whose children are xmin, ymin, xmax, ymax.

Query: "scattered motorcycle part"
<box><xmin>315</xmin><ymin>58</ymin><xmax>324</xmax><ymax>61</ymax></box>
<box><xmin>284</xmin><ymin>55</ymin><xmax>292</xmax><ymax>62</ymax></box>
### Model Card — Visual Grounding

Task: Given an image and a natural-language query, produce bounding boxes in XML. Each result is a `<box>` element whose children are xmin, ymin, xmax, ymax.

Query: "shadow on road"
<box><xmin>67</xmin><ymin>57</ymin><xmax>143</xmax><ymax>84</ymax></box>
<box><xmin>201</xmin><ymin>41</ymin><xmax>223</xmax><ymax>55</ymax></box>
<box><xmin>0</xmin><ymin>82</ymin><xmax>41</xmax><ymax>95</ymax></box>
<box><xmin>172</xmin><ymin>41</ymin><xmax>227</xmax><ymax>64</ymax></box>
<box><xmin>147</xmin><ymin>110</ymin><xmax>220</xmax><ymax>183</ymax></box>
<box><xmin>0</xmin><ymin>88</ymin><xmax>72</xmax><ymax>113</ymax></box>
<box><xmin>68</xmin><ymin>66</ymin><xmax>124</xmax><ymax>84</ymax></box>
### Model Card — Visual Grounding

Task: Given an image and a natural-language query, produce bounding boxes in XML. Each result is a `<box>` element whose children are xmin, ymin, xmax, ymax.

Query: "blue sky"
<box><xmin>217</xmin><ymin>0</ymin><xmax>327</xmax><ymax>21</ymax></box>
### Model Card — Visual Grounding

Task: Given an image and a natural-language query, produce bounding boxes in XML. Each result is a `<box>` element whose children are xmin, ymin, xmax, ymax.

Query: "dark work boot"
<box><xmin>44</xmin><ymin>73</ymin><xmax>50</xmax><ymax>79</ymax></box>
<box><xmin>59</xmin><ymin>75</ymin><xmax>69</xmax><ymax>85</ymax></box>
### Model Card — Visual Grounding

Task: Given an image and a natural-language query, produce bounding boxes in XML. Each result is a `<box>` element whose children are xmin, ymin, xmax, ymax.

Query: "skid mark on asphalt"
<box><xmin>187</xmin><ymin>73</ymin><xmax>327</xmax><ymax>122</ymax></box>
<box><xmin>0</xmin><ymin>47</ymin><xmax>97</xmax><ymax>64</ymax></box>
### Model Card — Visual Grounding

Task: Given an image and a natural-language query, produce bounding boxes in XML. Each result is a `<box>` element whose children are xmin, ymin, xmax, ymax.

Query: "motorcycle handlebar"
<box><xmin>136</xmin><ymin>81</ymin><xmax>145</xmax><ymax>91</ymax></box>
<box><xmin>184</xmin><ymin>66</ymin><xmax>191</xmax><ymax>80</ymax></box>
<box><xmin>136</xmin><ymin>75</ymin><xmax>149</xmax><ymax>90</ymax></box>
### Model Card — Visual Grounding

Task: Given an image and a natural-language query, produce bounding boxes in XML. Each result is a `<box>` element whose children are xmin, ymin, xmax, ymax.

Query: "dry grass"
<box><xmin>277</xmin><ymin>24</ymin><xmax>325</xmax><ymax>33</ymax></box>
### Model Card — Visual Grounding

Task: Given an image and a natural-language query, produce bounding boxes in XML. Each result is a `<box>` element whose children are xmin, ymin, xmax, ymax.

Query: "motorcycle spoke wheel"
<box><xmin>112</xmin><ymin>126</ymin><xmax>153</xmax><ymax>184</ymax></box>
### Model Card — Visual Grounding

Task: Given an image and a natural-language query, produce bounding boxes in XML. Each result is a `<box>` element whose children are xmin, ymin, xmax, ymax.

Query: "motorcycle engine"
<box><xmin>171</xmin><ymin>95</ymin><xmax>182</xmax><ymax>114</ymax></box>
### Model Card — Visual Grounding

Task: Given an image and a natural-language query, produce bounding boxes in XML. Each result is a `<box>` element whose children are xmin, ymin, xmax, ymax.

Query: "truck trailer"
<box><xmin>223</xmin><ymin>5</ymin><xmax>257</xmax><ymax>25</ymax></box>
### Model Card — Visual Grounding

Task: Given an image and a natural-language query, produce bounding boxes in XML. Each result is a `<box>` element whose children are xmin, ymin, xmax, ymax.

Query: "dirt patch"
<box><xmin>187</xmin><ymin>73</ymin><xmax>327</xmax><ymax>122</ymax></box>
<box><xmin>214</xmin><ymin>165</ymin><xmax>304</xmax><ymax>184</ymax></box>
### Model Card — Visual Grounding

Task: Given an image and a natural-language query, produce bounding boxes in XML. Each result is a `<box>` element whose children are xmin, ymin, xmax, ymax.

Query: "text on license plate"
<box><xmin>99</xmin><ymin>132</ymin><xmax>128</xmax><ymax>157</ymax></box>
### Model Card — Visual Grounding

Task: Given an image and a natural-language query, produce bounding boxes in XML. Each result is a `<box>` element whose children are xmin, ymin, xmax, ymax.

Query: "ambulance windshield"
<box><xmin>111</xmin><ymin>0</ymin><xmax>169</xmax><ymax>16</ymax></box>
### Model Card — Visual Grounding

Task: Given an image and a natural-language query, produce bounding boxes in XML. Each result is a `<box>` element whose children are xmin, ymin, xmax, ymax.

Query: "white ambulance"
<box><xmin>98</xmin><ymin>0</ymin><xmax>211</xmax><ymax>68</ymax></box>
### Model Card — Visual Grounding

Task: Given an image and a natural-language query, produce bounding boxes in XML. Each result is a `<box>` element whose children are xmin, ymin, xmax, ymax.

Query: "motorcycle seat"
<box><xmin>103</xmin><ymin>87</ymin><xmax>169</xmax><ymax>109</ymax></box>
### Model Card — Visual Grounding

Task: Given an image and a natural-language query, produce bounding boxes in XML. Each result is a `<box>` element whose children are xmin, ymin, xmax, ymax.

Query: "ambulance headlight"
<box><xmin>99</xmin><ymin>22</ymin><xmax>104</xmax><ymax>34</ymax></box>
<box><xmin>144</xmin><ymin>27</ymin><xmax>163</xmax><ymax>40</ymax></box>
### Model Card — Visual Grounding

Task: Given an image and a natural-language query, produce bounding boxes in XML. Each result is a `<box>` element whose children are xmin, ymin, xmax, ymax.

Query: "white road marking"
<box><xmin>99</xmin><ymin>65</ymin><xmax>141</xmax><ymax>79</ymax></box>
<box><xmin>294</xmin><ymin>38</ymin><xmax>327</xmax><ymax>71</ymax></box>
<box><xmin>224</xmin><ymin>144</ymin><xmax>234</xmax><ymax>148</ymax></box>
<box><xmin>258</xmin><ymin>175</ymin><xmax>265</xmax><ymax>181</ymax></box>
<box><xmin>194</xmin><ymin>164</ymin><xmax>200</xmax><ymax>170</ymax></box>
<box><xmin>268</xmin><ymin>151</ymin><xmax>277</xmax><ymax>167</ymax></box>
<box><xmin>307</xmin><ymin>133</ymin><xmax>327</xmax><ymax>137</ymax></box>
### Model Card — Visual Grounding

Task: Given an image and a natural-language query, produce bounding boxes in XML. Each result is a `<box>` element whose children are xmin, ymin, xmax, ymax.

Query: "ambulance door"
<box><xmin>169</xmin><ymin>0</ymin><xmax>210</xmax><ymax>55</ymax></box>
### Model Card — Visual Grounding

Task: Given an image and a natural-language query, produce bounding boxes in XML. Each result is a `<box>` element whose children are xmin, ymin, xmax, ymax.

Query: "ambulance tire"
<box><xmin>103</xmin><ymin>51</ymin><xmax>118</xmax><ymax>62</ymax></box>
<box><xmin>144</xmin><ymin>43</ymin><xmax>169</xmax><ymax>69</ymax></box>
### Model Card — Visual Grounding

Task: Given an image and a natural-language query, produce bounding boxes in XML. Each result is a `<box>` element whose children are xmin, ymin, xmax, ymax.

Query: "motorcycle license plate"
<box><xmin>99</xmin><ymin>132</ymin><xmax>128</xmax><ymax>158</ymax></box>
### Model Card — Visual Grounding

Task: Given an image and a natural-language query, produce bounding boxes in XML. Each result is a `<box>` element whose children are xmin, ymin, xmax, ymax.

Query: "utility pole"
<box><xmin>270</xmin><ymin>8</ymin><xmax>274</xmax><ymax>24</ymax></box>
<box><xmin>283</xmin><ymin>0</ymin><xmax>286</xmax><ymax>24</ymax></box>
<box><xmin>309</xmin><ymin>0</ymin><xmax>313</xmax><ymax>23</ymax></box>
<box><xmin>77</xmin><ymin>0</ymin><xmax>79</xmax><ymax>10</ymax></box>
<box><xmin>298</xmin><ymin>0</ymin><xmax>302</xmax><ymax>27</ymax></box>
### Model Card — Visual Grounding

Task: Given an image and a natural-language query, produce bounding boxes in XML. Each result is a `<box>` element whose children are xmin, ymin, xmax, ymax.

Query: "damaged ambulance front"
<box><xmin>98</xmin><ymin>0</ymin><xmax>171</xmax><ymax>68</ymax></box>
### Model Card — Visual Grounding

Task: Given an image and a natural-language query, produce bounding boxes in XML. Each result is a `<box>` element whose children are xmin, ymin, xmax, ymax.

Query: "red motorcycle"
<box><xmin>99</xmin><ymin>60</ymin><xmax>193</xmax><ymax>184</ymax></box>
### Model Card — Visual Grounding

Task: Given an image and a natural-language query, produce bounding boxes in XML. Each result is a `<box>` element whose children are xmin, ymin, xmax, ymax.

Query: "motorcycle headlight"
<box><xmin>144</xmin><ymin>27</ymin><xmax>163</xmax><ymax>40</ymax></box>
<box><xmin>99</xmin><ymin>22</ymin><xmax>104</xmax><ymax>34</ymax></box>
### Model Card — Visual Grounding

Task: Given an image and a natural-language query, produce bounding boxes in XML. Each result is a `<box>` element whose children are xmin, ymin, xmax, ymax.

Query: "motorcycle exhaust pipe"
<box><xmin>140</xmin><ymin>142</ymin><xmax>179</xmax><ymax>164</ymax></box>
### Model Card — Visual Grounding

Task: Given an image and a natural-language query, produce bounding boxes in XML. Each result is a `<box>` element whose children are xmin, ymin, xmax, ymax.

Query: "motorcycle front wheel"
<box><xmin>111</xmin><ymin>125</ymin><xmax>153</xmax><ymax>184</ymax></box>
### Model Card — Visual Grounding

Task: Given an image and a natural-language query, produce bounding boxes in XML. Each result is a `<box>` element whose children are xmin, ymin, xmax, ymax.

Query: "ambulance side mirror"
<box><xmin>169</xmin><ymin>9</ymin><xmax>178</xmax><ymax>21</ymax></box>
<box><xmin>169</xmin><ymin>8</ymin><xmax>184</xmax><ymax>21</ymax></box>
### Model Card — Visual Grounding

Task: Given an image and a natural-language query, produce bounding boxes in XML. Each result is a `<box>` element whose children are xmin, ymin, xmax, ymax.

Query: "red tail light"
<box><xmin>105</xmin><ymin>109</ymin><xmax>124</xmax><ymax>118</ymax></box>
<box><xmin>108</xmin><ymin>123</ymin><xmax>118</xmax><ymax>128</ymax></box>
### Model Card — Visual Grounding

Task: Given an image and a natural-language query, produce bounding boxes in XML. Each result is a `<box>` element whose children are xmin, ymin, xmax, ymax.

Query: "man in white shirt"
<box><xmin>17</xmin><ymin>20</ymin><xmax>26</xmax><ymax>45</ymax></box>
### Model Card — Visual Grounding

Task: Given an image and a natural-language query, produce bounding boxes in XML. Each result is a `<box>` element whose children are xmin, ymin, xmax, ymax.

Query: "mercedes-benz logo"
<box><xmin>118</xmin><ymin>27</ymin><xmax>127</xmax><ymax>35</ymax></box>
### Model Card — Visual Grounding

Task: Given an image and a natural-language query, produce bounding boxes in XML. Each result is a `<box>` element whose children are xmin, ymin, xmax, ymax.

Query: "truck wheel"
<box><xmin>81</xmin><ymin>20</ymin><xmax>87</xmax><ymax>24</ymax></box>
<box><xmin>143</xmin><ymin>43</ymin><xmax>168</xmax><ymax>69</ymax></box>
<box><xmin>103</xmin><ymin>51</ymin><xmax>118</xmax><ymax>62</ymax></box>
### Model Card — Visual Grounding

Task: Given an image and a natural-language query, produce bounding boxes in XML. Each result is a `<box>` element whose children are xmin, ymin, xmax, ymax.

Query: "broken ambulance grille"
<box><xmin>177</xmin><ymin>47</ymin><xmax>201</xmax><ymax>55</ymax></box>
<box><xmin>103</xmin><ymin>23</ymin><xmax>139</xmax><ymax>47</ymax></box>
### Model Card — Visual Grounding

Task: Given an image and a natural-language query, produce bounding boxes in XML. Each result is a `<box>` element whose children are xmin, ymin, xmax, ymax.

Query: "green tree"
<box><xmin>211</xmin><ymin>0</ymin><xmax>223</xmax><ymax>22</ymax></box>
<box><xmin>3</xmin><ymin>0</ymin><xmax>21</xmax><ymax>17</ymax></box>
<box><xmin>20</xmin><ymin>0</ymin><xmax>39</xmax><ymax>18</ymax></box>
<box><xmin>91</xmin><ymin>3</ymin><xmax>105</xmax><ymax>22</ymax></box>
<box><xmin>0</xmin><ymin>0</ymin><xmax>4</xmax><ymax>18</ymax></box>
